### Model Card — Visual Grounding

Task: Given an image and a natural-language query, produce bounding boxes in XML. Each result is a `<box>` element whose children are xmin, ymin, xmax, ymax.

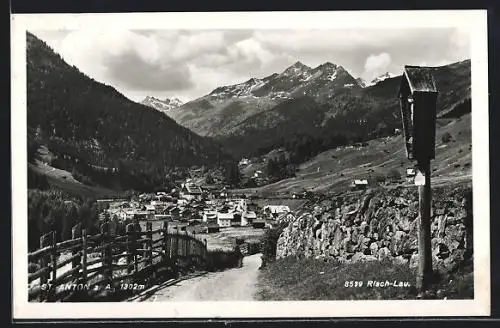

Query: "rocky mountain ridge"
<box><xmin>140</xmin><ymin>96</ymin><xmax>184</xmax><ymax>112</ymax></box>
<box><xmin>167</xmin><ymin>60</ymin><xmax>361</xmax><ymax>137</ymax></box>
<box><xmin>168</xmin><ymin>59</ymin><xmax>471</xmax><ymax>159</ymax></box>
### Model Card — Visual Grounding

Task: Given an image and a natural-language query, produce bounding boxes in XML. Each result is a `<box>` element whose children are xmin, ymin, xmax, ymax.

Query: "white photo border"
<box><xmin>11</xmin><ymin>10</ymin><xmax>490</xmax><ymax>319</ymax></box>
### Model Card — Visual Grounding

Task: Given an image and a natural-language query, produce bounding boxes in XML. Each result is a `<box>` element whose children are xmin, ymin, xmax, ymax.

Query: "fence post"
<box><xmin>133</xmin><ymin>222</ymin><xmax>139</xmax><ymax>274</ymax></box>
<box><xmin>203</xmin><ymin>238</ymin><xmax>208</xmax><ymax>269</ymax></box>
<box><xmin>100</xmin><ymin>222</ymin><xmax>112</xmax><ymax>292</ymax></box>
<box><xmin>146</xmin><ymin>221</ymin><xmax>154</xmax><ymax>280</ymax></box>
<box><xmin>71</xmin><ymin>223</ymin><xmax>82</xmax><ymax>271</ymax></box>
<box><xmin>39</xmin><ymin>232</ymin><xmax>52</xmax><ymax>302</ymax></box>
<box><xmin>173</xmin><ymin>228</ymin><xmax>179</xmax><ymax>276</ymax></box>
<box><xmin>48</xmin><ymin>231</ymin><xmax>57</xmax><ymax>301</ymax></box>
<box><xmin>126</xmin><ymin>223</ymin><xmax>135</xmax><ymax>275</ymax></box>
<box><xmin>162</xmin><ymin>221</ymin><xmax>169</xmax><ymax>263</ymax></box>
<box><xmin>81</xmin><ymin>229</ymin><xmax>88</xmax><ymax>299</ymax></box>
<box><xmin>146</xmin><ymin>222</ymin><xmax>153</xmax><ymax>267</ymax></box>
<box><xmin>184</xmin><ymin>230</ymin><xmax>189</xmax><ymax>263</ymax></box>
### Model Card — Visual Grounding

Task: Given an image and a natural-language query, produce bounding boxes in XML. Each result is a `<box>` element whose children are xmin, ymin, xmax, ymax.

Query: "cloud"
<box><xmin>363</xmin><ymin>52</ymin><xmax>392</xmax><ymax>80</ymax></box>
<box><xmin>103</xmin><ymin>51</ymin><xmax>194</xmax><ymax>91</ymax></box>
<box><xmin>32</xmin><ymin>27</ymin><xmax>471</xmax><ymax>101</ymax></box>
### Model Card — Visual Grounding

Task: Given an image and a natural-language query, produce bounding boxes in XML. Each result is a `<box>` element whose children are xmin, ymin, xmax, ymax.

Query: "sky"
<box><xmin>31</xmin><ymin>28</ymin><xmax>470</xmax><ymax>103</ymax></box>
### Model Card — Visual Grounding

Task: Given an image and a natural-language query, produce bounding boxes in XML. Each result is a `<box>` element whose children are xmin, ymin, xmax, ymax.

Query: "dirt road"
<box><xmin>145</xmin><ymin>253</ymin><xmax>262</xmax><ymax>301</ymax></box>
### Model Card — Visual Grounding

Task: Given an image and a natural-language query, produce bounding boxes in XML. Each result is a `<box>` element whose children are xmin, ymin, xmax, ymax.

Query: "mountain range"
<box><xmin>167</xmin><ymin>59</ymin><xmax>471</xmax><ymax>159</ymax></box>
<box><xmin>26</xmin><ymin>32</ymin><xmax>231</xmax><ymax>191</ymax></box>
<box><xmin>26</xmin><ymin>30</ymin><xmax>471</xmax><ymax>192</ymax></box>
<box><xmin>356</xmin><ymin>72</ymin><xmax>398</xmax><ymax>88</ymax></box>
<box><xmin>140</xmin><ymin>96</ymin><xmax>184</xmax><ymax>112</ymax></box>
<box><xmin>167</xmin><ymin>61</ymin><xmax>361</xmax><ymax>137</ymax></box>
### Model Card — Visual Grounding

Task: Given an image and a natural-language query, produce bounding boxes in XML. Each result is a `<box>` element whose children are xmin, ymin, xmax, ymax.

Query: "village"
<box><xmin>97</xmin><ymin>177</ymin><xmax>293</xmax><ymax>237</ymax></box>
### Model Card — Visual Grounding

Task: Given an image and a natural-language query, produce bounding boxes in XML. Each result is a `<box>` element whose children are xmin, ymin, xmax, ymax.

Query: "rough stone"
<box><xmin>409</xmin><ymin>253</ymin><xmax>419</xmax><ymax>269</ymax></box>
<box><xmin>378</xmin><ymin>247</ymin><xmax>391</xmax><ymax>261</ymax></box>
<box><xmin>369</xmin><ymin>242</ymin><xmax>379</xmax><ymax>255</ymax></box>
<box><xmin>275</xmin><ymin>188</ymin><xmax>472</xmax><ymax>272</ymax></box>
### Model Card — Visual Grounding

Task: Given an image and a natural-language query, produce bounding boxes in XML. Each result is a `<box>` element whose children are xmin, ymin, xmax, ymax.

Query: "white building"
<box><xmin>263</xmin><ymin>205</ymin><xmax>291</xmax><ymax>219</ymax></box>
<box><xmin>144</xmin><ymin>204</ymin><xmax>156</xmax><ymax>213</ymax></box>
<box><xmin>217</xmin><ymin>213</ymin><xmax>234</xmax><ymax>227</ymax></box>
<box><xmin>108</xmin><ymin>208</ymin><xmax>127</xmax><ymax>221</ymax></box>
<box><xmin>203</xmin><ymin>210</ymin><xmax>218</xmax><ymax>223</ymax></box>
<box><xmin>351</xmin><ymin>179</ymin><xmax>369</xmax><ymax>189</ymax></box>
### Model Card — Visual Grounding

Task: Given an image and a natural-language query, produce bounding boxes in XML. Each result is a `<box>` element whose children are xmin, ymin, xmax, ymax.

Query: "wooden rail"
<box><xmin>27</xmin><ymin>220</ymin><xmax>208</xmax><ymax>302</ymax></box>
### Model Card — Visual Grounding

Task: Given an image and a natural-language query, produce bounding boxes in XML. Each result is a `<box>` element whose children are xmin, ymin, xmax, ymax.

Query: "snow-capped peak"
<box><xmin>364</xmin><ymin>72</ymin><xmax>397</xmax><ymax>87</ymax></box>
<box><xmin>141</xmin><ymin>96</ymin><xmax>184</xmax><ymax>112</ymax></box>
<box><xmin>209</xmin><ymin>77</ymin><xmax>266</xmax><ymax>98</ymax></box>
<box><xmin>280</xmin><ymin>61</ymin><xmax>312</xmax><ymax>77</ymax></box>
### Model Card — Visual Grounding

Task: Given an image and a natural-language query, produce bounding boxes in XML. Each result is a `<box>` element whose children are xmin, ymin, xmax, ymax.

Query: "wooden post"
<box><xmin>162</xmin><ymin>221</ymin><xmax>169</xmax><ymax>263</ymax></box>
<box><xmin>100</xmin><ymin>223</ymin><xmax>112</xmax><ymax>289</ymax></box>
<box><xmin>71</xmin><ymin>223</ymin><xmax>82</xmax><ymax>271</ymax></box>
<box><xmin>416</xmin><ymin>160</ymin><xmax>433</xmax><ymax>292</ymax></box>
<box><xmin>81</xmin><ymin>229</ymin><xmax>88</xmax><ymax>286</ymax></box>
<box><xmin>126</xmin><ymin>223</ymin><xmax>135</xmax><ymax>274</ymax></box>
<box><xmin>146</xmin><ymin>221</ymin><xmax>154</xmax><ymax>279</ymax></box>
<box><xmin>77</xmin><ymin>229</ymin><xmax>88</xmax><ymax>301</ymax></box>
<box><xmin>39</xmin><ymin>232</ymin><xmax>52</xmax><ymax>302</ymax></box>
<box><xmin>133</xmin><ymin>223</ymin><xmax>139</xmax><ymax>274</ymax></box>
<box><xmin>48</xmin><ymin>231</ymin><xmax>57</xmax><ymax>301</ymax></box>
<box><xmin>184</xmin><ymin>230</ymin><xmax>189</xmax><ymax>259</ymax></box>
<box><xmin>146</xmin><ymin>221</ymin><xmax>153</xmax><ymax>266</ymax></box>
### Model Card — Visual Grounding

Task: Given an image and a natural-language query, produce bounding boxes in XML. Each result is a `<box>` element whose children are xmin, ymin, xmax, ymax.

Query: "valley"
<box><xmin>23</xmin><ymin>26</ymin><xmax>477</xmax><ymax>305</ymax></box>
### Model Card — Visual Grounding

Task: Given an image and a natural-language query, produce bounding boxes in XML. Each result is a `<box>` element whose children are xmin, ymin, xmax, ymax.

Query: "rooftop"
<box><xmin>399</xmin><ymin>65</ymin><xmax>438</xmax><ymax>94</ymax></box>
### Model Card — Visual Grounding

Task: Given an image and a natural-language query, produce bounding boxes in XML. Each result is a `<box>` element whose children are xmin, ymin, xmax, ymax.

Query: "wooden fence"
<box><xmin>27</xmin><ymin>220</ymin><xmax>208</xmax><ymax>302</ymax></box>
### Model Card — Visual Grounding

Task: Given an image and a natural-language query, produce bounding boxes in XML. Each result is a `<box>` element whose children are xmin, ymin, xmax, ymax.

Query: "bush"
<box><xmin>260</xmin><ymin>221</ymin><xmax>289</xmax><ymax>266</ymax></box>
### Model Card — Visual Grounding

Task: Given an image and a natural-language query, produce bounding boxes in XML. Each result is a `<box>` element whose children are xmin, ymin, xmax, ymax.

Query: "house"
<box><xmin>108</xmin><ymin>208</ymin><xmax>127</xmax><ymax>221</ymax></box>
<box><xmin>252</xmin><ymin>219</ymin><xmax>266</xmax><ymax>229</ymax></box>
<box><xmin>217</xmin><ymin>213</ymin><xmax>233</xmax><ymax>227</ymax></box>
<box><xmin>200</xmin><ymin>185</ymin><xmax>222</xmax><ymax>199</ymax></box>
<box><xmin>242</xmin><ymin>211</ymin><xmax>257</xmax><ymax>226</ymax></box>
<box><xmin>180</xmin><ymin>183</ymin><xmax>203</xmax><ymax>201</ymax></box>
<box><xmin>133</xmin><ymin>211</ymin><xmax>150</xmax><ymax>220</ymax></box>
<box><xmin>144</xmin><ymin>204</ymin><xmax>156</xmax><ymax>214</ymax></box>
<box><xmin>177</xmin><ymin>199</ymin><xmax>188</xmax><ymax>206</ymax></box>
<box><xmin>263</xmin><ymin>205</ymin><xmax>291</xmax><ymax>219</ymax></box>
<box><xmin>154</xmin><ymin>214</ymin><xmax>171</xmax><ymax>221</ymax></box>
<box><xmin>203</xmin><ymin>211</ymin><xmax>218</xmax><ymax>223</ymax></box>
<box><xmin>234</xmin><ymin>198</ymin><xmax>248</xmax><ymax>212</ymax></box>
<box><xmin>206</xmin><ymin>224</ymin><xmax>220</xmax><ymax>233</ymax></box>
<box><xmin>239</xmin><ymin>158</ymin><xmax>250</xmax><ymax>166</ymax></box>
<box><xmin>351</xmin><ymin>179</ymin><xmax>368</xmax><ymax>190</ymax></box>
<box><xmin>406</xmin><ymin>168</ymin><xmax>416</xmax><ymax>183</ymax></box>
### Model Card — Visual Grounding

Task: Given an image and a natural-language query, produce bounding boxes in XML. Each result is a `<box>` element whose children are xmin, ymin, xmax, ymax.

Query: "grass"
<box><xmin>233</xmin><ymin>113</ymin><xmax>471</xmax><ymax>196</ymax></box>
<box><xmin>256</xmin><ymin>257</ymin><xmax>473</xmax><ymax>300</ymax></box>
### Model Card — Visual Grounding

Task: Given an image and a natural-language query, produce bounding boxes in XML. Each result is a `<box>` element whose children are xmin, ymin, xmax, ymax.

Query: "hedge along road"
<box><xmin>145</xmin><ymin>253</ymin><xmax>263</xmax><ymax>301</ymax></box>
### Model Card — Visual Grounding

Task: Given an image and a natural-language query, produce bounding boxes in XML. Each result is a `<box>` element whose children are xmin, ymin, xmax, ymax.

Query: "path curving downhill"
<box><xmin>145</xmin><ymin>253</ymin><xmax>262</xmax><ymax>301</ymax></box>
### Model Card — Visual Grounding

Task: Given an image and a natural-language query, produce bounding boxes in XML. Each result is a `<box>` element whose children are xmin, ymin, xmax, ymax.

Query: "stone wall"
<box><xmin>276</xmin><ymin>185</ymin><xmax>472</xmax><ymax>276</ymax></box>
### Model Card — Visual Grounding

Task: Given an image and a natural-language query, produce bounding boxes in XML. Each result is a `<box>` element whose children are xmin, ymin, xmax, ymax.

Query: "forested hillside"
<box><xmin>217</xmin><ymin>60</ymin><xmax>471</xmax><ymax>160</ymax></box>
<box><xmin>27</xmin><ymin>32</ymin><xmax>233</xmax><ymax>191</ymax></box>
